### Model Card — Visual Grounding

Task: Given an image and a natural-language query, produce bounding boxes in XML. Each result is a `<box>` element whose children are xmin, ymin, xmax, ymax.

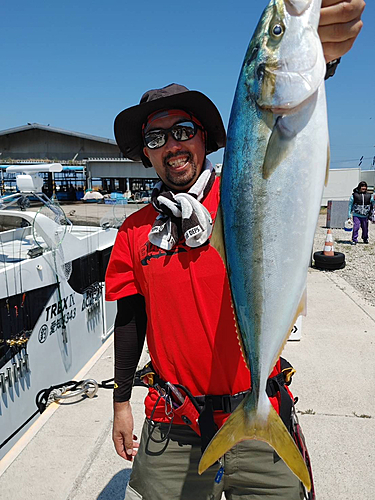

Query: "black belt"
<box><xmin>193</xmin><ymin>376</ymin><xmax>293</xmax><ymax>453</ymax></box>
<box><xmin>194</xmin><ymin>390</ymin><xmax>249</xmax><ymax>414</ymax></box>
<box><xmin>192</xmin><ymin>374</ymin><xmax>288</xmax><ymax>414</ymax></box>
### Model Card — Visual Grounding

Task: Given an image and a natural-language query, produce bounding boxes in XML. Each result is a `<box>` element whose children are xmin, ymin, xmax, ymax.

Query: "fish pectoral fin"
<box><xmin>263</xmin><ymin>116</ymin><xmax>295</xmax><ymax>179</ymax></box>
<box><xmin>210</xmin><ymin>203</ymin><xmax>227</xmax><ymax>266</ymax></box>
<box><xmin>198</xmin><ymin>395</ymin><xmax>311</xmax><ymax>491</ymax></box>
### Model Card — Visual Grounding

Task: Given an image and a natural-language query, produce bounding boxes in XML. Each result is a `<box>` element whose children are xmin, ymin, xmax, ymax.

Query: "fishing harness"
<box><xmin>134</xmin><ymin>357</ymin><xmax>296</xmax><ymax>451</ymax></box>
<box><xmin>135</xmin><ymin>358</ymin><xmax>315</xmax><ymax>499</ymax></box>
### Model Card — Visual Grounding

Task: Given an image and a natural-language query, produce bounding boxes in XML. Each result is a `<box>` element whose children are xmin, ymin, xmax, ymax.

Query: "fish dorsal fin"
<box><xmin>263</xmin><ymin>116</ymin><xmax>295</xmax><ymax>179</ymax></box>
<box><xmin>325</xmin><ymin>143</ymin><xmax>330</xmax><ymax>187</ymax></box>
<box><xmin>210</xmin><ymin>203</ymin><xmax>227</xmax><ymax>267</ymax></box>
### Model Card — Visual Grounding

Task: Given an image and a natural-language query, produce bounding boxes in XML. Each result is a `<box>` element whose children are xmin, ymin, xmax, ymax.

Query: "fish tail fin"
<box><xmin>198</xmin><ymin>394</ymin><xmax>311</xmax><ymax>491</ymax></box>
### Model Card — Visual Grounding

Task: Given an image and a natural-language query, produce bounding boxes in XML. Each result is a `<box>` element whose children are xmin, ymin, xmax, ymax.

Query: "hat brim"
<box><xmin>114</xmin><ymin>90</ymin><xmax>226</xmax><ymax>168</ymax></box>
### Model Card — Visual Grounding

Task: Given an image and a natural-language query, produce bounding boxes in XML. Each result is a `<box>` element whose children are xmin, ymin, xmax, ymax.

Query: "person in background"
<box><xmin>348</xmin><ymin>181</ymin><xmax>375</xmax><ymax>244</ymax></box>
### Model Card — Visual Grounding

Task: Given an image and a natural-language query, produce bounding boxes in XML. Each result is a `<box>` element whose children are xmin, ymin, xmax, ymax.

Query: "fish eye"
<box><xmin>271</xmin><ymin>24</ymin><xmax>283</xmax><ymax>38</ymax></box>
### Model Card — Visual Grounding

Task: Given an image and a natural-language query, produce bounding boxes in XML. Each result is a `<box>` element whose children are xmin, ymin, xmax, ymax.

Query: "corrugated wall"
<box><xmin>0</xmin><ymin>129</ymin><xmax>121</xmax><ymax>161</ymax></box>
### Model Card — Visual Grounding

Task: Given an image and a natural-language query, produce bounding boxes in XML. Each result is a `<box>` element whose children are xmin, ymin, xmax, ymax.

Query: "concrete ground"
<box><xmin>0</xmin><ymin>268</ymin><xmax>374</xmax><ymax>499</ymax></box>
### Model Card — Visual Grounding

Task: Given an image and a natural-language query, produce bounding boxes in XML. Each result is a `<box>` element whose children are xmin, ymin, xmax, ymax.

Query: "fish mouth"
<box><xmin>262</xmin><ymin>91</ymin><xmax>317</xmax><ymax>116</ymax></box>
<box><xmin>266</xmin><ymin>106</ymin><xmax>295</xmax><ymax>115</ymax></box>
<box><xmin>261</xmin><ymin>103</ymin><xmax>299</xmax><ymax>115</ymax></box>
<box><xmin>256</xmin><ymin>60</ymin><xmax>322</xmax><ymax>114</ymax></box>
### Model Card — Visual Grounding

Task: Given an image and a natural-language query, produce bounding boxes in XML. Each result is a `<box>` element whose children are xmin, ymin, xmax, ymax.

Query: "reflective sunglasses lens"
<box><xmin>144</xmin><ymin>121</ymin><xmax>199</xmax><ymax>149</ymax></box>
<box><xmin>171</xmin><ymin>121</ymin><xmax>196</xmax><ymax>142</ymax></box>
<box><xmin>144</xmin><ymin>131</ymin><xmax>166</xmax><ymax>149</ymax></box>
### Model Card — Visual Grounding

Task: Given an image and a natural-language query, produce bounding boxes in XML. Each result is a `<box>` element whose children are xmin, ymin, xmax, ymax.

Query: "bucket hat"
<box><xmin>114</xmin><ymin>83</ymin><xmax>226</xmax><ymax>167</ymax></box>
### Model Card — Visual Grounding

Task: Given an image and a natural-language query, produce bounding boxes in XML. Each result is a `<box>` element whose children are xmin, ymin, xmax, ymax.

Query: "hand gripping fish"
<box><xmin>199</xmin><ymin>0</ymin><xmax>329</xmax><ymax>490</ymax></box>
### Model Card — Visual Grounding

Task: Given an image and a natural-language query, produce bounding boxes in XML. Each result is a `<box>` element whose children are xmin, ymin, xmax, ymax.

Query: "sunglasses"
<box><xmin>143</xmin><ymin>120</ymin><xmax>203</xmax><ymax>150</ymax></box>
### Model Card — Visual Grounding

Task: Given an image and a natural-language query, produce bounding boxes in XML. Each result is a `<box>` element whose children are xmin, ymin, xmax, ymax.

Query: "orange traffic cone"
<box><xmin>323</xmin><ymin>229</ymin><xmax>334</xmax><ymax>256</ymax></box>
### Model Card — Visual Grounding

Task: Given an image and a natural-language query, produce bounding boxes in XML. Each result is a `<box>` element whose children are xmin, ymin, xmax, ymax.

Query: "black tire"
<box><xmin>313</xmin><ymin>251</ymin><xmax>345</xmax><ymax>270</ymax></box>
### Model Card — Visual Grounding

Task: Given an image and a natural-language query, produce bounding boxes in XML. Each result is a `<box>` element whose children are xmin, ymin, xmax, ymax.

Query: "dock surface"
<box><xmin>1</xmin><ymin>242</ymin><xmax>374</xmax><ymax>499</ymax></box>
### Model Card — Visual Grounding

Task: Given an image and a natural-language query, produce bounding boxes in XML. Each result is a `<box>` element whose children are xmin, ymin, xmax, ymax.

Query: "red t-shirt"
<box><xmin>106</xmin><ymin>178</ymin><xmax>285</xmax><ymax>426</ymax></box>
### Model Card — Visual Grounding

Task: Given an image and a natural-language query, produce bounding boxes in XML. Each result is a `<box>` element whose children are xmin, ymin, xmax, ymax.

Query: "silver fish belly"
<box><xmin>199</xmin><ymin>0</ymin><xmax>328</xmax><ymax>490</ymax></box>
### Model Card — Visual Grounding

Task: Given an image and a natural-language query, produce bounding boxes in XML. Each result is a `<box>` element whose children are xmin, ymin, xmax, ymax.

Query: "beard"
<box><xmin>162</xmin><ymin>151</ymin><xmax>198</xmax><ymax>188</ymax></box>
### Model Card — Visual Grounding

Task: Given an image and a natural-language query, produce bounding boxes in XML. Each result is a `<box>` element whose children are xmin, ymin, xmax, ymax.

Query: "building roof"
<box><xmin>0</xmin><ymin>123</ymin><xmax>117</xmax><ymax>146</ymax></box>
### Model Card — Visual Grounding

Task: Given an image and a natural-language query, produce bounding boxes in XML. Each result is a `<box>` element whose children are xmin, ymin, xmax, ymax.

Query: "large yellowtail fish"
<box><xmin>199</xmin><ymin>0</ymin><xmax>329</xmax><ymax>490</ymax></box>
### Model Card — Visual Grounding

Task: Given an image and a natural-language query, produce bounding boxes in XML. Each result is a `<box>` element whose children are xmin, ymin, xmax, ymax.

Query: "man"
<box><xmin>106</xmin><ymin>2</ymin><xmax>365</xmax><ymax>498</ymax></box>
<box><xmin>348</xmin><ymin>181</ymin><xmax>375</xmax><ymax>244</ymax></box>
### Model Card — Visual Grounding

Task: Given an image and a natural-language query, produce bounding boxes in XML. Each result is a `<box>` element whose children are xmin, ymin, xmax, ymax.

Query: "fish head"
<box><xmin>245</xmin><ymin>0</ymin><xmax>325</xmax><ymax>114</ymax></box>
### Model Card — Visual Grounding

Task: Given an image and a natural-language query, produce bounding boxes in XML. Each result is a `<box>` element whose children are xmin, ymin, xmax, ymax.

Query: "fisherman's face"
<box><xmin>143</xmin><ymin>112</ymin><xmax>206</xmax><ymax>191</ymax></box>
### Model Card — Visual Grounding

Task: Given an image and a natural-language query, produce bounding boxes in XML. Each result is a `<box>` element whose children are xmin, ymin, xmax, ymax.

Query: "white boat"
<box><xmin>0</xmin><ymin>164</ymin><xmax>118</xmax><ymax>459</ymax></box>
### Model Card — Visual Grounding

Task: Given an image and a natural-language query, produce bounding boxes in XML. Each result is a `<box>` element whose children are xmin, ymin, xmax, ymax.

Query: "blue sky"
<box><xmin>2</xmin><ymin>0</ymin><xmax>374</xmax><ymax>170</ymax></box>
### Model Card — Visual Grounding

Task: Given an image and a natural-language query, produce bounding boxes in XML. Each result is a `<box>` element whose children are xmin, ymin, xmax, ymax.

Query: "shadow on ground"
<box><xmin>97</xmin><ymin>469</ymin><xmax>132</xmax><ymax>500</ymax></box>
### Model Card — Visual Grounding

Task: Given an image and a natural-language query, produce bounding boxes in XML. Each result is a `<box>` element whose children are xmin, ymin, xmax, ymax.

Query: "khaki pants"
<box><xmin>125</xmin><ymin>419</ymin><xmax>305</xmax><ymax>500</ymax></box>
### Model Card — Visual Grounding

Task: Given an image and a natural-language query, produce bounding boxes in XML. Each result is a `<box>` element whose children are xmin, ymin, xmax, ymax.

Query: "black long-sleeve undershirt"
<box><xmin>113</xmin><ymin>294</ymin><xmax>147</xmax><ymax>402</ymax></box>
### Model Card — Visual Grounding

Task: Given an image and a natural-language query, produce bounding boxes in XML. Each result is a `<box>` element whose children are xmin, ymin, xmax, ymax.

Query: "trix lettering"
<box><xmin>45</xmin><ymin>293</ymin><xmax>75</xmax><ymax>321</ymax></box>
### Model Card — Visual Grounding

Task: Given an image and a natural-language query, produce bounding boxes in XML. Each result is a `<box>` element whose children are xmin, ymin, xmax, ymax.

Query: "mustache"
<box><xmin>163</xmin><ymin>151</ymin><xmax>193</xmax><ymax>166</ymax></box>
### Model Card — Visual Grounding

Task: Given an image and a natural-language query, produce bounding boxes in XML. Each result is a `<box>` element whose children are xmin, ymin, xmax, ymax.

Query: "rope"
<box><xmin>0</xmin><ymin>376</ymin><xmax>115</xmax><ymax>451</ymax></box>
